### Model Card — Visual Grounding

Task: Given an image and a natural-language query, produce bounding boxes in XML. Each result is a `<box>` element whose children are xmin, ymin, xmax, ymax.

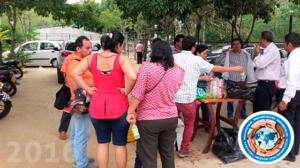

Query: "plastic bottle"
<box><xmin>241</xmin><ymin>72</ymin><xmax>246</xmax><ymax>81</ymax></box>
<box><xmin>132</xmin><ymin>124</ymin><xmax>140</xmax><ymax>140</ymax></box>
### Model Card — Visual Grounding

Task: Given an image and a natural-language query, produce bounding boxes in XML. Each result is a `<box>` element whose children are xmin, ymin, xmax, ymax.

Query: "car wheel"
<box><xmin>51</xmin><ymin>59</ymin><xmax>58</xmax><ymax>68</ymax></box>
<box><xmin>57</xmin><ymin>67</ymin><xmax>64</xmax><ymax>84</ymax></box>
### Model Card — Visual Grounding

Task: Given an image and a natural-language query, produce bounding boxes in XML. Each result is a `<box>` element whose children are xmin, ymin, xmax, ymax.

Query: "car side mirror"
<box><xmin>54</xmin><ymin>47</ymin><xmax>60</xmax><ymax>51</ymax></box>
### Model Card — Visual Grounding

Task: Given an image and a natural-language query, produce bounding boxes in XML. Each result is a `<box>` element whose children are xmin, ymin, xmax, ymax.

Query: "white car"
<box><xmin>3</xmin><ymin>40</ymin><xmax>62</xmax><ymax>67</ymax></box>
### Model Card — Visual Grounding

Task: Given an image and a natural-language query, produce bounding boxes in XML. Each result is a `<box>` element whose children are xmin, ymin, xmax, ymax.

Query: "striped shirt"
<box><xmin>131</xmin><ymin>62</ymin><xmax>184</xmax><ymax>121</ymax></box>
<box><xmin>216</xmin><ymin>50</ymin><xmax>248</xmax><ymax>82</ymax></box>
<box><xmin>174</xmin><ymin>51</ymin><xmax>214</xmax><ymax>103</ymax></box>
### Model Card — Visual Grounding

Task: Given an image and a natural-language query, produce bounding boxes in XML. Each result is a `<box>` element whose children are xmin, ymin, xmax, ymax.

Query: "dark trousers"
<box><xmin>279</xmin><ymin>89</ymin><xmax>300</xmax><ymax>159</ymax></box>
<box><xmin>137</xmin><ymin>117</ymin><xmax>177</xmax><ymax>168</ymax></box>
<box><xmin>226</xmin><ymin>80</ymin><xmax>246</xmax><ymax>116</ymax></box>
<box><xmin>137</xmin><ymin>52</ymin><xmax>143</xmax><ymax>64</ymax></box>
<box><xmin>253</xmin><ymin>81</ymin><xmax>276</xmax><ymax>113</ymax></box>
<box><xmin>134</xmin><ymin>148</ymin><xmax>142</xmax><ymax>168</ymax></box>
<box><xmin>58</xmin><ymin>111</ymin><xmax>72</xmax><ymax>132</ymax></box>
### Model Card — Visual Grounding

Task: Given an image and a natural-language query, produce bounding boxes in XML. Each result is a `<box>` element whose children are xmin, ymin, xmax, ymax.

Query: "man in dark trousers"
<box><xmin>278</xmin><ymin>33</ymin><xmax>300</xmax><ymax>162</ymax></box>
<box><xmin>253</xmin><ymin>31</ymin><xmax>281</xmax><ymax>112</ymax></box>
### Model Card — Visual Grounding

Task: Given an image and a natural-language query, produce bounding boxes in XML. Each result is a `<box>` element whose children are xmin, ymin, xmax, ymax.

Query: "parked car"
<box><xmin>56</xmin><ymin>40</ymin><xmax>101</xmax><ymax>83</ymax></box>
<box><xmin>3</xmin><ymin>41</ymin><xmax>61</xmax><ymax>67</ymax></box>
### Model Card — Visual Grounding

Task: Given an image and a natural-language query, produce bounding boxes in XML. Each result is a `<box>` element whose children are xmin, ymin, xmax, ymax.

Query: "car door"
<box><xmin>19</xmin><ymin>42</ymin><xmax>39</xmax><ymax>65</ymax></box>
<box><xmin>38</xmin><ymin>42</ymin><xmax>58</xmax><ymax>66</ymax></box>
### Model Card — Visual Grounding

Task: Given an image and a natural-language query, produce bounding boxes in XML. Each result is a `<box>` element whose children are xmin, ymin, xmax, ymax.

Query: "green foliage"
<box><xmin>0</xmin><ymin>24</ymin><xmax>24</xmax><ymax>46</ymax></box>
<box><xmin>6</xmin><ymin>50</ymin><xmax>32</xmax><ymax>65</ymax></box>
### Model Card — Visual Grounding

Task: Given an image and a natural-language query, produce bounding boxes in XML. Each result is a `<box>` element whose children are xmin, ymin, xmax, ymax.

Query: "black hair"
<box><xmin>261</xmin><ymin>31</ymin><xmax>273</xmax><ymax>42</ymax></box>
<box><xmin>112</xmin><ymin>30</ymin><xmax>124</xmax><ymax>47</ymax></box>
<box><xmin>75</xmin><ymin>36</ymin><xmax>90</xmax><ymax>48</ymax></box>
<box><xmin>100</xmin><ymin>35</ymin><xmax>109</xmax><ymax>47</ymax></box>
<box><xmin>231</xmin><ymin>38</ymin><xmax>242</xmax><ymax>45</ymax></box>
<box><xmin>182</xmin><ymin>36</ymin><xmax>196</xmax><ymax>51</ymax></box>
<box><xmin>194</xmin><ymin>44</ymin><xmax>208</xmax><ymax>55</ymax></box>
<box><xmin>150</xmin><ymin>40</ymin><xmax>174</xmax><ymax>70</ymax></box>
<box><xmin>103</xmin><ymin>31</ymin><xmax>124</xmax><ymax>53</ymax></box>
<box><xmin>284</xmin><ymin>33</ymin><xmax>300</xmax><ymax>47</ymax></box>
<box><xmin>151</xmin><ymin>38</ymin><xmax>161</xmax><ymax>46</ymax></box>
<box><xmin>174</xmin><ymin>34</ymin><xmax>184</xmax><ymax>45</ymax></box>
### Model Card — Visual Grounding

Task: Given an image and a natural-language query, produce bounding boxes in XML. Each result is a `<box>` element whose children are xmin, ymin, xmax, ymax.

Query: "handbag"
<box><xmin>54</xmin><ymin>59</ymin><xmax>80</xmax><ymax>110</ymax></box>
<box><xmin>226</xmin><ymin>82</ymin><xmax>254</xmax><ymax>102</ymax></box>
<box><xmin>54</xmin><ymin>84</ymin><xmax>71</xmax><ymax>110</ymax></box>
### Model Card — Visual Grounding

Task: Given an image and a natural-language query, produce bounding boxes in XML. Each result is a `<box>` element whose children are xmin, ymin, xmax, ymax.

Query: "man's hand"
<box><xmin>279</xmin><ymin>101</ymin><xmax>288</xmax><ymax>111</ymax></box>
<box><xmin>232</xmin><ymin>66</ymin><xmax>243</xmax><ymax>72</ymax></box>
<box><xmin>126</xmin><ymin>113</ymin><xmax>136</xmax><ymax>124</ymax></box>
<box><xmin>199</xmin><ymin>76</ymin><xmax>212</xmax><ymax>81</ymax></box>
<box><xmin>223</xmin><ymin>48</ymin><xmax>230</xmax><ymax>54</ymax></box>
<box><xmin>87</xmin><ymin>86</ymin><xmax>97</xmax><ymax>96</ymax></box>
<box><xmin>254</xmin><ymin>44</ymin><xmax>260</xmax><ymax>55</ymax></box>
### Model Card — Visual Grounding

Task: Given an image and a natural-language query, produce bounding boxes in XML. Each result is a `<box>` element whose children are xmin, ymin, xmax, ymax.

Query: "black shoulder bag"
<box><xmin>54</xmin><ymin>59</ymin><xmax>80</xmax><ymax>110</ymax></box>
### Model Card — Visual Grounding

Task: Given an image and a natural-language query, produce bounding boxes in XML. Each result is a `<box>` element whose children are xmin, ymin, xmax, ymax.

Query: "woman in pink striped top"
<box><xmin>127</xmin><ymin>41</ymin><xmax>184</xmax><ymax>168</ymax></box>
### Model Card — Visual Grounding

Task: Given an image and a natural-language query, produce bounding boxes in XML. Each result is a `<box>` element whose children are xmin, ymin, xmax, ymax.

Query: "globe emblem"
<box><xmin>247</xmin><ymin>119</ymin><xmax>285</xmax><ymax>157</ymax></box>
<box><xmin>254</xmin><ymin>127</ymin><xmax>278</xmax><ymax>150</ymax></box>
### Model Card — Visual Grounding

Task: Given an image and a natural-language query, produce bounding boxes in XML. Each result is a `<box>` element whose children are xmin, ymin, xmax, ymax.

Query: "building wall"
<box><xmin>35</xmin><ymin>26</ymin><xmax>102</xmax><ymax>41</ymax></box>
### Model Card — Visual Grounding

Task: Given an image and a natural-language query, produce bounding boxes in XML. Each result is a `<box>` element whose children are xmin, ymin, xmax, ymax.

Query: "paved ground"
<box><xmin>0</xmin><ymin>64</ymin><xmax>299</xmax><ymax>168</ymax></box>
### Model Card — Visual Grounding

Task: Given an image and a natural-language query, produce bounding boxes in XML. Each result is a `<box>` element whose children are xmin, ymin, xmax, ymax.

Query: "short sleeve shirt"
<box><xmin>174</xmin><ymin>50</ymin><xmax>214</xmax><ymax>103</ymax></box>
<box><xmin>131</xmin><ymin>62</ymin><xmax>184</xmax><ymax>121</ymax></box>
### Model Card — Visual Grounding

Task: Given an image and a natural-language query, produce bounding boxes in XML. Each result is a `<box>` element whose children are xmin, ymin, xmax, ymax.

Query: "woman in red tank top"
<box><xmin>72</xmin><ymin>31</ymin><xmax>137</xmax><ymax>168</ymax></box>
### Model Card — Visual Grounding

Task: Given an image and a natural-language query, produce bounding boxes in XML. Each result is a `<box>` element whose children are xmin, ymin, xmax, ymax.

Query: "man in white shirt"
<box><xmin>278</xmin><ymin>33</ymin><xmax>300</xmax><ymax>162</ymax></box>
<box><xmin>253</xmin><ymin>31</ymin><xmax>281</xmax><ymax>112</ymax></box>
<box><xmin>174</xmin><ymin>36</ymin><xmax>243</xmax><ymax>158</ymax></box>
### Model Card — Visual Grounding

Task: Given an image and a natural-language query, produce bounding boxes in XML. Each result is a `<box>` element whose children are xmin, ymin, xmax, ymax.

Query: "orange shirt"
<box><xmin>64</xmin><ymin>53</ymin><xmax>93</xmax><ymax>100</ymax></box>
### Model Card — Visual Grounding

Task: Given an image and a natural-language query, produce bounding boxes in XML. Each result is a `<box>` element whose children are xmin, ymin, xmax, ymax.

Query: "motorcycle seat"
<box><xmin>0</xmin><ymin>70</ymin><xmax>10</xmax><ymax>76</ymax></box>
<box><xmin>0</xmin><ymin>65</ymin><xmax>8</xmax><ymax>70</ymax></box>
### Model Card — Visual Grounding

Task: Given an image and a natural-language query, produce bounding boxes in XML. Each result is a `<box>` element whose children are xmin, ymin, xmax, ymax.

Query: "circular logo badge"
<box><xmin>238</xmin><ymin>111</ymin><xmax>294</xmax><ymax>164</ymax></box>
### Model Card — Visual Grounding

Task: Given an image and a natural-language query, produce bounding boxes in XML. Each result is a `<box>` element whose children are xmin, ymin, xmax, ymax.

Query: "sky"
<box><xmin>67</xmin><ymin>0</ymin><xmax>102</xmax><ymax>4</ymax></box>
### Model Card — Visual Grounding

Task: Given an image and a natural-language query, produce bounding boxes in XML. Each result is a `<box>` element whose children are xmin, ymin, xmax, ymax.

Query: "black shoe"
<box><xmin>283</xmin><ymin>156</ymin><xmax>295</xmax><ymax>162</ymax></box>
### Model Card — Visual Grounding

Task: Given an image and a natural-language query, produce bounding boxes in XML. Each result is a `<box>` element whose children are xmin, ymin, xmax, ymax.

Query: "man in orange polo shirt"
<box><xmin>60</xmin><ymin>36</ymin><xmax>97</xmax><ymax>168</ymax></box>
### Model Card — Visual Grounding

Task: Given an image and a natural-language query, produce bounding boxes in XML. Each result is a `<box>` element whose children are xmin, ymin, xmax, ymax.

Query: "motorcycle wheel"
<box><xmin>2</xmin><ymin>81</ymin><xmax>17</xmax><ymax>97</ymax></box>
<box><xmin>13</xmin><ymin>67</ymin><xmax>23</xmax><ymax>79</ymax></box>
<box><xmin>0</xmin><ymin>100</ymin><xmax>12</xmax><ymax>119</ymax></box>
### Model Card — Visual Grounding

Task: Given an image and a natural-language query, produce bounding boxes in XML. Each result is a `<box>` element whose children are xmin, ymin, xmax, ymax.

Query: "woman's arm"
<box><xmin>126</xmin><ymin>97</ymin><xmax>141</xmax><ymax>124</ymax></box>
<box><xmin>71</xmin><ymin>56</ymin><xmax>97</xmax><ymax>95</ymax></box>
<box><xmin>119</xmin><ymin>56</ymin><xmax>137</xmax><ymax>95</ymax></box>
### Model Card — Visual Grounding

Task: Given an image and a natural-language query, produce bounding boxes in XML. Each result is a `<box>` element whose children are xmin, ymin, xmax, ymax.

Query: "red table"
<box><xmin>192</xmin><ymin>98</ymin><xmax>245</xmax><ymax>153</ymax></box>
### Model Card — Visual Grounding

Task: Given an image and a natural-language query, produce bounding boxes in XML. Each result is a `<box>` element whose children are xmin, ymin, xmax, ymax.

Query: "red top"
<box><xmin>89</xmin><ymin>53</ymin><xmax>128</xmax><ymax>119</ymax></box>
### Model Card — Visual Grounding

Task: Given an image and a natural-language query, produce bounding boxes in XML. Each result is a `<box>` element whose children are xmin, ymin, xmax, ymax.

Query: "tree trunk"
<box><xmin>244</xmin><ymin>14</ymin><xmax>257</xmax><ymax>44</ymax></box>
<box><xmin>194</xmin><ymin>11</ymin><xmax>204</xmax><ymax>43</ymax></box>
<box><xmin>165</xmin><ymin>15</ymin><xmax>173</xmax><ymax>43</ymax></box>
<box><xmin>8</xmin><ymin>5</ymin><xmax>17</xmax><ymax>58</ymax></box>
<box><xmin>0</xmin><ymin>41</ymin><xmax>2</xmax><ymax>65</ymax></box>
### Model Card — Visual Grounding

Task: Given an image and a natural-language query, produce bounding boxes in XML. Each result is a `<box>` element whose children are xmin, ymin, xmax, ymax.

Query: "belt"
<box><xmin>258</xmin><ymin>80</ymin><xmax>275</xmax><ymax>83</ymax></box>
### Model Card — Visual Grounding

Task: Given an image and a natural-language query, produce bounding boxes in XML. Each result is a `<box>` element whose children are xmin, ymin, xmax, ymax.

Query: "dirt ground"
<box><xmin>0</xmin><ymin>64</ymin><xmax>299</xmax><ymax>168</ymax></box>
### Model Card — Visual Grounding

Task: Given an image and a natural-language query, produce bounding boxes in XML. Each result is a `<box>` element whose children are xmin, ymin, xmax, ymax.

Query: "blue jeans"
<box><xmin>70</xmin><ymin>113</ymin><xmax>91</xmax><ymax>168</ymax></box>
<box><xmin>226</xmin><ymin>80</ymin><xmax>246</xmax><ymax>117</ymax></box>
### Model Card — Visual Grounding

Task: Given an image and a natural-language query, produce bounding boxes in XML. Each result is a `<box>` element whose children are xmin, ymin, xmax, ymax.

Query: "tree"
<box><xmin>179</xmin><ymin>0</ymin><xmax>214</xmax><ymax>42</ymax></box>
<box><xmin>0</xmin><ymin>0</ymin><xmax>68</xmax><ymax>58</ymax></box>
<box><xmin>0</xmin><ymin>28</ymin><xmax>10</xmax><ymax>63</ymax></box>
<box><xmin>213</xmin><ymin>0</ymin><xmax>279</xmax><ymax>43</ymax></box>
<box><xmin>115</xmin><ymin>0</ymin><xmax>190</xmax><ymax>42</ymax></box>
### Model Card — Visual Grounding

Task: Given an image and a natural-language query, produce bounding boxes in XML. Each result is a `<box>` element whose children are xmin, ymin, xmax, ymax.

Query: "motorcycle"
<box><xmin>2</xmin><ymin>59</ymin><xmax>23</xmax><ymax>79</ymax></box>
<box><xmin>0</xmin><ymin>70</ymin><xmax>17</xmax><ymax>97</ymax></box>
<box><xmin>0</xmin><ymin>82</ymin><xmax>12</xmax><ymax>119</ymax></box>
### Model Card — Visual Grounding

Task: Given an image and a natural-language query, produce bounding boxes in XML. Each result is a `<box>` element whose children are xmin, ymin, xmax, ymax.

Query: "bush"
<box><xmin>5</xmin><ymin>50</ymin><xmax>32</xmax><ymax>66</ymax></box>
